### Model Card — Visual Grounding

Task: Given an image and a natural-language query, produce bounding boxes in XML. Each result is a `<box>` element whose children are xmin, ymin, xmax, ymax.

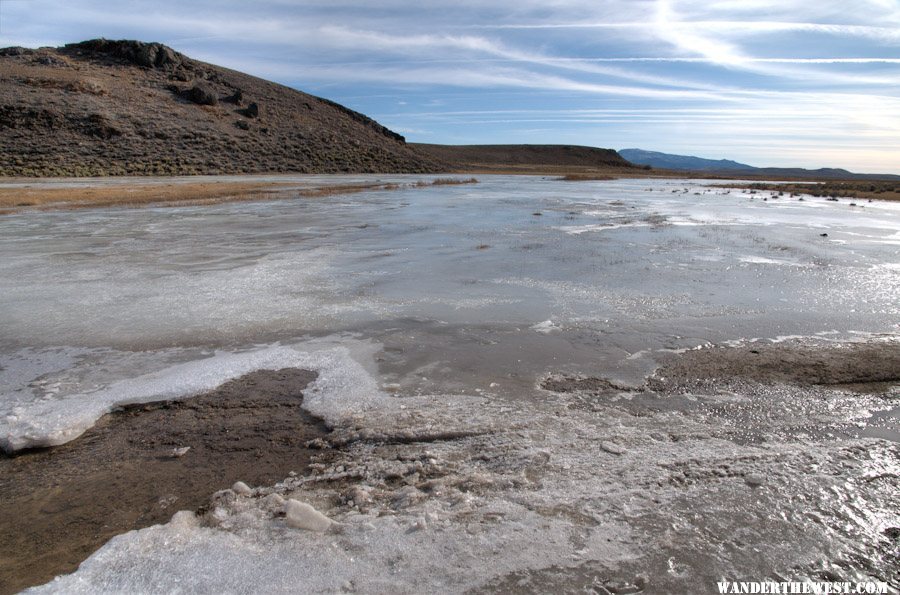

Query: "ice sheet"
<box><xmin>3</xmin><ymin>176</ymin><xmax>898</xmax><ymax>592</ymax></box>
<box><xmin>1</xmin><ymin>340</ymin><xmax>387</xmax><ymax>453</ymax></box>
<box><xmin>3</xmin><ymin>175</ymin><xmax>899</xmax><ymax>449</ymax></box>
<box><xmin>27</xmin><ymin>342</ymin><xmax>899</xmax><ymax>593</ymax></box>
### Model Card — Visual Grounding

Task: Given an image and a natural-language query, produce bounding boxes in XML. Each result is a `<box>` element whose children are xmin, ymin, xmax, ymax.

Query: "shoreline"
<box><xmin>2</xmin><ymin>173</ymin><xmax>898</xmax><ymax>216</ymax></box>
<box><xmin>0</xmin><ymin>176</ymin><xmax>479</xmax><ymax>214</ymax></box>
<box><xmin>0</xmin><ymin>368</ymin><xmax>327</xmax><ymax>595</ymax></box>
<box><xmin>713</xmin><ymin>180</ymin><xmax>900</xmax><ymax>203</ymax></box>
<box><xmin>2</xmin><ymin>340</ymin><xmax>898</xmax><ymax>592</ymax></box>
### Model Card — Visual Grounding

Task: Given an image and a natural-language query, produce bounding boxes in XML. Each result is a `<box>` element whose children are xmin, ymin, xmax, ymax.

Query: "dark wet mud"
<box><xmin>0</xmin><ymin>368</ymin><xmax>325</xmax><ymax>594</ymax></box>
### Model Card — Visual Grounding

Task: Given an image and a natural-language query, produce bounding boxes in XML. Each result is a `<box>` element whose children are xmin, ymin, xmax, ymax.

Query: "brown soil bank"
<box><xmin>0</xmin><ymin>40</ymin><xmax>444</xmax><ymax>177</ymax></box>
<box><xmin>543</xmin><ymin>341</ymin><xmax>900</xmax><ymax>395</ymax></box>
<box><xmin>652</xmin><ymin>341</ymin><xmax>900</xmax><ymax>391</ymax></box>
<box><xmin>0</xmin><ymin>180</ymin><xmax>295</xmax><ymax>211</ymax></box>
<box><xmin>0</xmin><ymin>368</ymin><xmax>327</xmax><ymax>594</ymax></box>
<box><xmin>0</xmin><ymin>177</ymin><xmax>478</xmax><ymax>213</ymax></box>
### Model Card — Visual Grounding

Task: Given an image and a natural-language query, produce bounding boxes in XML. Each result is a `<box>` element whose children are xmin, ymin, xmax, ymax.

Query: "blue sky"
<box><xmin>3</xmin><ymin>0</ymin><xmax>900</xmax><ymax>172</ymax></box>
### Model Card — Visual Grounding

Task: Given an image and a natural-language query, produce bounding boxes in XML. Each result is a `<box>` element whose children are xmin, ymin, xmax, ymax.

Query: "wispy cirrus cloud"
<box><xmin>477</xmin><ymin>20</ymin><xmax>900</xmax><ymax>43</ymax></box>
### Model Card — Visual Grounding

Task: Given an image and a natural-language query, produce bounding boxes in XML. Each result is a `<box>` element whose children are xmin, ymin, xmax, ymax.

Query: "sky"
<box><xmin>2</xmin><ymin>0</ymin><xmax>900</xmax><ymax>172</ymax></box>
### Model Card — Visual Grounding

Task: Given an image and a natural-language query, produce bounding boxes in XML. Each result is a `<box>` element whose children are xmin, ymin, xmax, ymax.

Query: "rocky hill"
<box><xmin>0</xmin><ymin>40</ymin><xmax>444</xmax><ymax>176</ymax></box>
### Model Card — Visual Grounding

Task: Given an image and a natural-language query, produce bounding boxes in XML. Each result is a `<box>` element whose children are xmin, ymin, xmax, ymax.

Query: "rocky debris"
<box><xmin>182</xmin><ymin>84</ymin><xmax>218</xmax><ymax>106</ymax></box>
<box><xmin>225</xmin><ymin>89</ymin><xmax>244</xmax><ymax>105</ymax></box>
<box><xmin>0</xmin><ymin>47</ymin><xmax>33</xmax><ymax>57</ymax></box>
<box><xmin>37</xmin><ymin>55</ymin><xmax>68</xmax><ymax>67</ymax></box>
<box><xmin>235</xmin><ymin>120</ymin><xmax>250</xmax><ymax>130</ymax></box>
<box><xmin>262</xmin><ymin>493</ymin><xmax>285</xmax><ymax>513</ymax></box>
<box><xmin>170</xmin><ymin>68</ymin><xmax>192</xmax><ymax>82</ymax></box>
<box><xmin>241</xmin><ymin>102</ymin><xmax>259</xmax><ymax>118</ymax></box>
<box><xmin>344</xmin><ymin>486</ymin><xmax>374</xmax><ymax>510</ymax></box>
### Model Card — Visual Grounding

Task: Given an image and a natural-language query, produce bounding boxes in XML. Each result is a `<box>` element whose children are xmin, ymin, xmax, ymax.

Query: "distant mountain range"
<box><xmin>619</xmin><ymin>149</ymin><xmax>756</xmax><ymax>172</ymax></box>
<box><xmin>619</xmin><ymin>148</ymin><xmax>899</xmax><ymax>181</ymax></box>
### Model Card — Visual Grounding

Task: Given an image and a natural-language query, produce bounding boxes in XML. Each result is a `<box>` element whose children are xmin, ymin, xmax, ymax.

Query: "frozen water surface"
<box><xmin>1</xmin><ymin>176</ymin><xmax>898</xmax><ymax>592</ymax></box>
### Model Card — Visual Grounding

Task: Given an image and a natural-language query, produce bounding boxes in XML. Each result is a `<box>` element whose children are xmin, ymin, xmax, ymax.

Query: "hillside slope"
<box><xmin>0</xmin><ymin>40</ymin><xmax>443</xmax><ymax>176</ymax></box>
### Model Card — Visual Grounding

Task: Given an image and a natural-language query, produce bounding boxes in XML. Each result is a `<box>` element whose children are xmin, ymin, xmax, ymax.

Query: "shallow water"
<box><xmin>2</xmin><ymin>176</ymin><xmax>899</xmax><ymax>592</ymax></box>
<box><xmin>2</xmin><ymin>176</ymin><xmax>898</xmax><ymax>418</ymax></box>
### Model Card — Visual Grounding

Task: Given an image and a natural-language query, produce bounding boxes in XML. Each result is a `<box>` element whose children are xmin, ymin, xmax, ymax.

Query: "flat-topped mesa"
<box><xmin>61</xmin><ymin>39</ymin><xmax>186</xmax><ymax>70</ymax></box>
<box><xmin>412</xmin><ymin>143</ymin><xmax>640</xmax><ymax>172</ymax></box>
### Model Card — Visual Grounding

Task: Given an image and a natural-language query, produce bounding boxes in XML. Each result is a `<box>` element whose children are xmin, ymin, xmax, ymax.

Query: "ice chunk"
<box><xmin>232</xmin><ymin>481</ymin><xmax>252</xmax><ymax>495</ymax></box>
<box><xmin>283</xmin><ymin>499</ymin><xmax>332</xmax><ymax>532</ymax></box>
<box><xmin>600</xmin><ymin>441</ymin><xmax>627</xmax><ymax>455</ymax></box>
<box><xmin>169</xmin><ymin>510</ymin><xmax>200</xmax><ymax>528</ymax></box>
<box><xmin>0</xmin><ymin>341</ymin><xmax>389</xmax><ymax>453</ymax></box>
<box><xmin>530</xmin><ymin>320</ymin><xmax>560</xmax><ymax>334</ymax></box>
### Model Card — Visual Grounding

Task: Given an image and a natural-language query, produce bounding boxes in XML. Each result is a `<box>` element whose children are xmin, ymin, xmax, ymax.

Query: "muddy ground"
<box><xmin>0</xmin><ymin>368</ymin><xmax>325</xmax><ymax>594</ymax></box>
<box><xmin>2</xmin><ymin>341</ymin><xmax>898</xmax><ymax>593</ymax></box>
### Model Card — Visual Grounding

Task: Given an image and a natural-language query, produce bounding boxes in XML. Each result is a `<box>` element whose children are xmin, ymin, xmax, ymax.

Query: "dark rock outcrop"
<box><xmin>225</xmin><ymin>89</ymin><xmax>244</xmax><ymax>105</ymax></box>
<box><xmin>182</xmin><ymin>84</ymin><xmax>218</xmax><ymax>106</ymax></box>
<box><xmin>63</xmin><ymin>39</ymin><xmax>183</xmax><ymax>69</ymax></box>
<box><xmin>241</xmin><ymin>102</ymin><xmax>259</xmax><ymax>118</ymax></box>
<box><xmin>0</xmin><ymin>47</ymin><xmax>32</xmax><ymax>57</ymax></box>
